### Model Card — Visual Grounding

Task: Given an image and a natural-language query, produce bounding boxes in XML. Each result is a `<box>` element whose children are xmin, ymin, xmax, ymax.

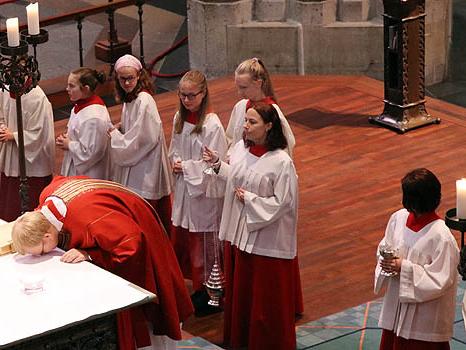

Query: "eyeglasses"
<box><xmin>118</xmin><ymin>75</ymin><xmax>137</xmax><ymax>83</ymax></box>
<box><xmin>178</xmin><ymin>90</ymin><xmax>203</xmax><ymax>101</ymax></box>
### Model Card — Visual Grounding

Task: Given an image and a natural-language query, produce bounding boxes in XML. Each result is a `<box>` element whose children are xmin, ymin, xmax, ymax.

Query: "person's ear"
<box><xmin>265</xmin><ymin>122</ymin><xmax>272</xmax><ymax>132</ymax></box>
<box><xmin>82</xmin><ymin>85</ymin><xmax>91</xmax><ymax>95</ymax></box>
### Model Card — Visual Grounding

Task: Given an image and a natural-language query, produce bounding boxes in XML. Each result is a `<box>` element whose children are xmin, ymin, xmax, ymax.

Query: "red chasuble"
<box><xmin>38</xmin><ymin>176</ymin><xmax>193</xmax><ymax>350</ymax></box>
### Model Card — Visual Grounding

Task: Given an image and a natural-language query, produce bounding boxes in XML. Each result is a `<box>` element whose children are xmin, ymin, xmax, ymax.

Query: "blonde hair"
<box><xmin>175</xmin><ymin>70</ymin><xmax>210</xmax><ymax>134</ymax></box>
<box><xmin>235</xmin><ymin>58</ymin><xmax>277</xmax><ymax>102</ymax></box>
<box><xmin>12</xmin><ymin>211</ymin><xmax>51</xmax><ymax>255</ymax></box>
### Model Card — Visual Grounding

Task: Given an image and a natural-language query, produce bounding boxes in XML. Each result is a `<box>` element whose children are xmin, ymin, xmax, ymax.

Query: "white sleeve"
<box><xmin>110</xmin><ymin>100</ymin><xmax>160</xmax><ymax>167</ymax></box>
<box><xmin>243</xmin><ymin>159</ymin><xmax>298</xmax><ymax>232</ymax></box>
<box><xmin>226</xmin><ymin>102</ymin><xmax>243</xmax><ymax>149</ymax></box>
<box><xmin>374</xmin><ymin>213</ymin><xmax>397</xmax><ymax>294</ymax></box>
<box><xmin>68</xmin><ymin>117</ymin><xmax>109</xmax><ymax>174</ymax></box>
<box><xmin>182</xmin><ymin>117</ymin><xmax>228</xmax><ymax>197</ymax></box>
<box><xmin>13</xmin><ymin>96</ymin><xmax>54</xmax><ymax>163</ymax></box>
<box><xmin>399</xmin><ymin>235</ymin><xmax>459</xmax><ymax>303</ymax></box>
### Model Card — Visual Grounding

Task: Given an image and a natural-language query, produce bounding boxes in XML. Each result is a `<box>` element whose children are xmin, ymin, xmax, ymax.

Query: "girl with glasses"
<box><xmin>109</xmin><ymin>54</ymin><xmax>173</xmax><ymax>235</ymax></box>
<box><xmin>169</xmin><ymin>70</ymin><xmax>227</xmax><ymax>316</ymax></box>
<box><xmin>57</xmin><ymin>67</ymin><xmax>111</xmax><ymax>180</ymax></box>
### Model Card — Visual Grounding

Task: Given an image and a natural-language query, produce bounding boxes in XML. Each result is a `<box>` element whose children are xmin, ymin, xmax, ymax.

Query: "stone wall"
<box><xmin>188</xmin><ymin>0</ymin><xmax>452</xmax><ymax>85</ymax></box>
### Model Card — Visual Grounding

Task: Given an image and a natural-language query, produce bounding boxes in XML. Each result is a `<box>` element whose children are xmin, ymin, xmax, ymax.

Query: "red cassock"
<box><xmin>38</xmin><ymin>176</ymin><xmax>193</xmax><ymax>350</ymax></box>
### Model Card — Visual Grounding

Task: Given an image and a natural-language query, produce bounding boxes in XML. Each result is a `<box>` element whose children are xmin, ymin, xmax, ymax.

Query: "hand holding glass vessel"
<box><xmin>379</xmin><ymin>243</ymin><xmax>399</xmax><ymax>277</ymax></box>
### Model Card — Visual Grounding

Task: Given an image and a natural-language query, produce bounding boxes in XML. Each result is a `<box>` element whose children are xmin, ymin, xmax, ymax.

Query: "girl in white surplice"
<box><xmin>168</xmin><ymin>70</ymin><xmax>227</xmax><ymax>316</ymax></box>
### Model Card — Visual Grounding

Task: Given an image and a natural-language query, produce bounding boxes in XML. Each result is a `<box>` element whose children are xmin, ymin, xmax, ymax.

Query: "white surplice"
<box><xmin>0</xmin><ymin>86</ymin><xmax>55</xmax><ymax>177</ymax></box>
<box><xmin>110</xmin><ymin>91</ymin><xmax>172</xmax><ymax>200</ymax></box>
<box><xmin>225</xmin><ymin>99</ymin><xmax>296</xmax><ymax>157</ymax></box>
<box><xmin>60</xmin><ymin>103</ymin><xmax>111</xmax><ymax>180</ymax></box>
<box><xmin>169</xmin><ymin>112</ymin><xmax>227</xmax><ymax>232</ymax></box>
<box><xmin>216</xmin><ymin>140</ymin><xmax>298</xmax><ymax>259</ymax></box>
<box><xmin>374</xmin><ymin>209</ymin><xmax>459</xmax><ymax>342</ymax></box>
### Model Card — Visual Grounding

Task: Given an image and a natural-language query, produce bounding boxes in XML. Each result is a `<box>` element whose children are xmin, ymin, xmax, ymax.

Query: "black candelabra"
<box><xmin>0</xmin><ymin>29</ymin><xmax>48</xmax><ymax>213</ymax></box>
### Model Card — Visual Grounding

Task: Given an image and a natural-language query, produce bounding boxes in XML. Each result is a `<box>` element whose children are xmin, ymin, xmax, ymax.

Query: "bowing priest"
<box><xmin>11</xmin><ymin>176</ymin><xmax>193</xmax><ymax>350</ymax></box>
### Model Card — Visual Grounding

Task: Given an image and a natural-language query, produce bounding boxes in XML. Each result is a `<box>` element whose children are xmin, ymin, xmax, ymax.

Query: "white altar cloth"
<box><xmin>0</xmin><ymin>246</ymin><xmax>154</xmax><ymax>346</ymax></box>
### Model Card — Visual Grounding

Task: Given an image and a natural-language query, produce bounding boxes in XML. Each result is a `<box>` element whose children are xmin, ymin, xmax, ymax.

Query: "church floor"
<box><xmin>295</xmin><ymin>279</ymin><xmax>466</xmax><ymax>349</ymax></box>
<box><xmin>179</xmin><ymin>280</ymin><xmax>466</xmax><ymax>349</ymax></box>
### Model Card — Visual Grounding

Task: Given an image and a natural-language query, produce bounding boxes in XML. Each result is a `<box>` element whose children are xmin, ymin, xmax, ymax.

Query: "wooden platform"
<box><xmin>52</xmin><ymin>74</ymin><xmax>466</xmax><ymax>345</ymax></box>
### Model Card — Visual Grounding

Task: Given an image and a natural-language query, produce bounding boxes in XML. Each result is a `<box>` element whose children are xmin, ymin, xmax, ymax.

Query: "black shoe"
<box><xmin>194</xmin><ymin>303</ymin><xmax>222</xmax><ymax>317</ymax></box>
<box><xmin>191</xmin><ymin>290</ymin><xmax>222</xmax><ymax>317</ymax></box>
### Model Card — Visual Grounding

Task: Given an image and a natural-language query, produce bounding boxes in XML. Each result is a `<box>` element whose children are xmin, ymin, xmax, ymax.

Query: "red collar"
<box><xmin>9</xmin><ymin>77</ymin><xmax>33</xmax><ymax>99</ymax></box>
<box><xmin>249</xmin><ymin>144</ymin><xmax>268</xmax><ymax>157</ymax></box>
<box><xmin>73</xmin><ymin>95</ymin><xmax>105</xmax><ymax>114</ymax></box>
<box><xmin>186</xmin><ymin>111</ymin><xmax>199</xmax><ymax>125</ymax></box>
<box><xmin>245</xmin><ymin>96</ymin><xmax>276</xmax><ymax>110</ymax></box>
<box><xmin>406</xmin><ymin>211</ymin><xmax>440</xmax><ymax>232</ymax></box>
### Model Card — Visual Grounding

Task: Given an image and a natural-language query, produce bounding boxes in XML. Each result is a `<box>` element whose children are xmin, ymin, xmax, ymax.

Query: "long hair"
<box><xmin>244</xmin><ymin>102</ymin><xmax>287</xmax><ymax>152</ymax></box>
<box><xmin>71</xmin><ymin>67</ymin><xmax>106</xmax><ymax>93</ymax></box>
<box><xmin>114</xmin><ymin>68</ymin><xmax>154</xmax><ymax>103</ymax></box>
<box><xmin>175</xmin><ymin>70</ymin><xmax>210</xmax><ymax>134</ymax></box>
<box><xmin>235</xmin><ymin>58</ymin><xmax>277</xmax><ymax>102</ymax></box>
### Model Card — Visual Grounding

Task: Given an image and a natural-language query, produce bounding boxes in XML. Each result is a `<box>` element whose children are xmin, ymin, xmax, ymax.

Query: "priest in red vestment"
<box><xmin>11</xmin><ymin>176</ymin><xmax>194</xmax><ymax>350</ymax></box>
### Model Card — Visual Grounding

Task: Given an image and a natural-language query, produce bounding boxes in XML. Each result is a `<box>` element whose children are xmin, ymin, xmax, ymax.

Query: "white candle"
<box><xmin>26</xmin><ymin>3</ymin><xmax>40</xmax><ymax>35</ymax></box>
<box><xmin>457</xmin><ymin>179</ymin><xmax>466</xmax><ymax>219</ymax></box>
<box><xmin>6</xmin><ymin>18</ymin><xmax>19</xmax><ymax>47</ymax></box>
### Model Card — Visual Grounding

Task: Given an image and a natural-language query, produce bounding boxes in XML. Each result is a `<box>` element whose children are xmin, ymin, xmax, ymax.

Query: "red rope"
<box><xmin>147</xmin><ymin>35</ymin><xmax>188</xmax><ymax>78</ymax></box>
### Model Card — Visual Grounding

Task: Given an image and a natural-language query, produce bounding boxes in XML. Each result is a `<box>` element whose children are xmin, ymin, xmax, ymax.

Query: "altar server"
<box><xmin>203</xmin><ymin>102</ymin><xmax>303</xmax><ymax>349</ymax></box>
<box><xmin>168</xmin><ymin>70</ymin><xmax>227</xmax><ymax>316</ymax></box>
<box><xmin>375</xmin><ymin>168</ymin><xmax>459</xmax><ymax>350</ymax></box>
<box><xmin>0</xmin><ymin>84</ymin><xmax>55</xmax><ymax>221</ymax></box>
<box><xmin>57</xmin><ymin>68</ymin><xmax>111</xmax><ymax>179</ymax></box>
<box><xmin>109</xmin><ymin>54</ymin><xmax>172</xmax><ymax>235</ymax></box>
<box><xmin>226</xmin><ymin>57</ymin><xmax>295</xmax><ymax>156</ymax></box>
<box><xmin>11</xmin><ymin>176</ymin><xmax>193</xmax><ymax>350</ymax></box>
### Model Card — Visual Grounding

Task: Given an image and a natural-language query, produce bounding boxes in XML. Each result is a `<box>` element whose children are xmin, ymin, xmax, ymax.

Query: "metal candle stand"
<box><xmin>0</xmin><ymin>29</ymin><xmax>48</xmax><ymax>213</ymax></box>
<box><xmin>445</xmin><ymin>208</ymin><xmax>466</xmax><ymax>248</ymax></box>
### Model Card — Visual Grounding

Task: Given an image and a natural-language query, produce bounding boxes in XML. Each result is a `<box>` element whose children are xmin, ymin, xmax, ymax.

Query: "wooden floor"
<box><xmin>53</xmin><ymin>75</ymin><xmax>466</xmax><ymax>345</ymax></box>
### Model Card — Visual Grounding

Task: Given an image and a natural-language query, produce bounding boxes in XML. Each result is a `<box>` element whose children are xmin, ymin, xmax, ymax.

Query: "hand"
<box><xmin>56</xmin><ymin>134</ymin><xmax>69</xmax><ymax>150</ymax></box>
<box><xmin>202</xmin><ymin>146</ymin><xmax>219</xmax><ymax>164</ymax></box>
<box><xmin>235</xmin><ymin>187</ymin><xmax>245</xmax><ymax>203</ymax></box>
<box><xmin>172</xmin><ymin>160</ymin><xmax>183</xmax><ymax>174</ymax></box>
<box><xmin>107</xmin><ymin>122</ymin><xmax>122</xmax><ymax>136</ymax></box>
<box><xmin>60</xmin><ymin>248</ymin><xmax>90</xmax><ymax>263</ymax></box>
<box><xmin>0</xmin><ymin>126</ymin><xmax>14</xmax><ymax>142</ymax></box>
<box><xmin>380</xmin><ymin>257</ymin><xmax>402</xmax><ymax>274</ymax></box>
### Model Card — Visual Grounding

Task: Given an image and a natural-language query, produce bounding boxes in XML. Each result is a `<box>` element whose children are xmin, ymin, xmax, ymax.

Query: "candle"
<box><xmin>26</xmin><ymin>3</ymin><xmax>40</xmax><ymax>35</ymax></box>
<box><xmin>6</xmin><ymin>18</ymin><xmax>19</xmax><ymax>47</ymax></box>
<box><xmin>457</xmin><ymin>179</ymin><xmax>466</xmax><ymax>219</ymax></box>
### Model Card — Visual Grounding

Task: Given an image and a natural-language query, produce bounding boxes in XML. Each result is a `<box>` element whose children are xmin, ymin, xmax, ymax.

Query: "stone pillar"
<box><xmin>254</xmin><ymin>0</ymin><xmax>286</xmax><ymax>21</ymax></box>
<box><xmin>188</xmin><ymin>0</ymin><xmax>253</xmax><ymax>77</ymax></box>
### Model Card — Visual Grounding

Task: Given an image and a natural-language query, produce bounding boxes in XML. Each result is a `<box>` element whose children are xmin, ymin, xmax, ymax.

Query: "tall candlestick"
<box><xmin>26</xmin><ymin>3</ymin><xmax>40</xmax><ymax>35</ymax></box>
<box><xmin>6</xmin><ymin>18</ymin><xmax>20</xmax><ymax>47</ymax></box>
<box><xmin>457</xmin><ymin>179</ymin><xmax>466</xmax><ymax>219</ymax></box>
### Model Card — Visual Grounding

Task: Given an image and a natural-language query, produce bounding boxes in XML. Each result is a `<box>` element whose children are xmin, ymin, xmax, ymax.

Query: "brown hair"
<box><xmin>71</xmin><ymin>67</ymin><xmax>106</xmax><ymax>92</ymax></box>
<box><xmin>12</xmin><ymin>211</ymin><xmax>51</xmax><ymax>255</ymax></box>
<box><xmin>114</xmin><ymin>68</ymin><xmax>155</xmax><ymax>103</ymax></box>
<box><xmin>235</xmin><ymin>58</ymin><xmax>277</xmax><ymax>102</ymax></box>
<box><xmin>244</xmin><ymin>102</ymin><xmax>287</xmax><ymax>151</ymax></box>
<box><xmin>175</xmin><ymin>70</ymin><xmax>210</xmax><ymax>134</ymax></box>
